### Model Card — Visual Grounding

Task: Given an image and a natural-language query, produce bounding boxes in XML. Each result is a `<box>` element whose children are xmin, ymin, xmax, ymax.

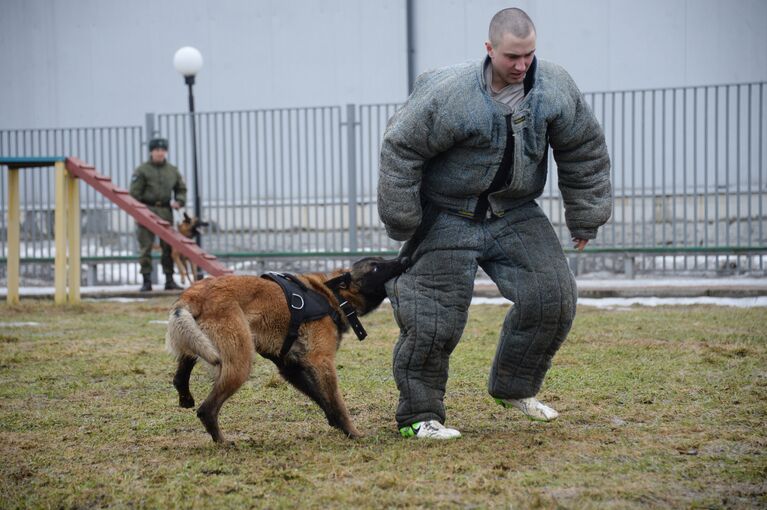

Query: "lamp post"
<box><xmin>173</xmin><ymin>46</ymin><xmax>204</xmax><ymax>247</ymax></box>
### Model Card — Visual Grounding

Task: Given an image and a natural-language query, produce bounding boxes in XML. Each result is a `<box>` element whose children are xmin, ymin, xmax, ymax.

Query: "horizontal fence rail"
<box><xmin>1</xmin><ymin>81</ymin><xmax>765</xmax><ymax>286</ymax></box>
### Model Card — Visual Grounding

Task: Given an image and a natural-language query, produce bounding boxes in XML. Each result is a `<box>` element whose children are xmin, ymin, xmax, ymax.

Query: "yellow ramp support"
<box><xmin>6</xmin><ymin>167</ymin><xmax>20</xmax><ymax>305</ymax></box>
<box><xmin>54</xmin><ymin>161</ymin><xmax>68</xmax><ymax>304</ymax></box>
<box><xmin>1</xmin><ymin>157</ymin><xmax>80</xmax><ymax>305</ymax></box>
<box><xmin>67</xmin><ymin>166</ymin><xmax>81</xmax><ymax>304</ymax></box>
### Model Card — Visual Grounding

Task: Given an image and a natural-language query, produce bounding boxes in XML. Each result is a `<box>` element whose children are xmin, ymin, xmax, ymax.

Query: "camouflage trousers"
<box><xmin>136</xmin><ymin>206</ymin><xmax>175</xmax><ymax>276</ymax></box>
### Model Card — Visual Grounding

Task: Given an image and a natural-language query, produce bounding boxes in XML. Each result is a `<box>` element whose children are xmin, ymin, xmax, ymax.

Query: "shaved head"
<box><xmin>485</xmin><ymin>8</ymin><xmax>537</xmax><ymax>88</ymax></box>
<box><xmin>488</xmin><ymin>8</ymin><xmax>536</xmax><ymax>45</ymax></box>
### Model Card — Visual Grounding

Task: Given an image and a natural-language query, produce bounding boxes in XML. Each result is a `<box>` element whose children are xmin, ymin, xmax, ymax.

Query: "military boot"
<box><xmin>140</xmin><ymin>274</ymin><xmax>152</xmax><ymax>292</ymax></box>
<box><xmin>164</xmin><ymin>274</ymin><xmax>183</xmax><ymax>291</ymax></box>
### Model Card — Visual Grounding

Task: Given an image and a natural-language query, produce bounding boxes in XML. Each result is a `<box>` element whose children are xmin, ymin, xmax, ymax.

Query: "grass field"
<box><xmin>0</xmin><ymin>297</ymin><xmax>765</xmax><ymax>509</ymax></box>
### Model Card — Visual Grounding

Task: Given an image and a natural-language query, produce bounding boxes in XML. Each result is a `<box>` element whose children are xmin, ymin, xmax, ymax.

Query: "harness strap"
<box><xmin>325</xmin><ymin>273</ymin><xmax>368</xmax><ymax>341</ymax></box>
<box><xmin>262</xmin><ymin>272</ymin><xmax>342</xmax><ymax>359</ymax></box>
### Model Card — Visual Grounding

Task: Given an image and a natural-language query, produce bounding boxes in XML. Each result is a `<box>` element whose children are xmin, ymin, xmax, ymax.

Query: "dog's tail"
<box><xmin>165</xmin><ymin>303</ymin><xmax>221</xmax><ymax>365</ymax></box>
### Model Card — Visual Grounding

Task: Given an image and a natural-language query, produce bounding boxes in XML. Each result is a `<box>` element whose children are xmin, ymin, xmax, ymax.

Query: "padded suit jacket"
<box><xmin>378</xmin><ymin>56</ymin><xmax>612</xmax><ymax>241</ymax></box>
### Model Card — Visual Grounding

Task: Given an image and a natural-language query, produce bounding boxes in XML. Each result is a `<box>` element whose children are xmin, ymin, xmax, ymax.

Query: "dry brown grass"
<box><xmin>0</xmin><ymin>298</ymin><xmax>765</xmax><ymax>508</ymax></box>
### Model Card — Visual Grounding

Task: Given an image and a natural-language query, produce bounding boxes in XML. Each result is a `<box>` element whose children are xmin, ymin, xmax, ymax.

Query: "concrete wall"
<box><xmin>412</xmin><ymin>0</ymin><xmax>767</xmax><ymax>92</ymax></box>
<box><xmin>1</xmin><ymin>0</ymin><xmax>765</xmax><ymax>130</ymax></box>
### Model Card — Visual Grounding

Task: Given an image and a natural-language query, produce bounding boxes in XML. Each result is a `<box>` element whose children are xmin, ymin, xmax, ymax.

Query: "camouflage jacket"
<box><xmin>378</xmin><ymin>56</ymin><xmax>612</xmax><ymax>241</ymax></box>
<box><xmin>129</xmin><ymin>160</ymin><xmax>187</xmax><ymax>208</ymax></box>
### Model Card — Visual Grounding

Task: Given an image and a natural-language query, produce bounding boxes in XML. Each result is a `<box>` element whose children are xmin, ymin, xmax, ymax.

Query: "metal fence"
<box><xmin>0</xmin><ymin>126</ymin><xmax>145</xmax><ymax>284</ymax></box>
<box><xmin>1</xmin><ymin>81</ymin><xmax>765</xmax><ymax>286</ymax></box>
<box><xmin>576</xmin><ymin>84</ymin><xmax>765</xmax><ymax>274</ymax></box>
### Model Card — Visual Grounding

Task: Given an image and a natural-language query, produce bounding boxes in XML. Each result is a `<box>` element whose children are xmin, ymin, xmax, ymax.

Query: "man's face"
<box><xmin>150</xmin><ymin>148</ymin><xmax>167</xmax><ymax>164</ymax></box>
<box><xmin>485</xmin><ymin>31</ymin><xmax>536</xmax><ymax>87</ymax></box>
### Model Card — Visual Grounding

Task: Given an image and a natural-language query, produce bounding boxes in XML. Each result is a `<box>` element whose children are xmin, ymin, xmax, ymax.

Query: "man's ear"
<box><xmin>485</xmin><ymin>41</ymin><xmax>493</xmax><ymax>57</ymax></box>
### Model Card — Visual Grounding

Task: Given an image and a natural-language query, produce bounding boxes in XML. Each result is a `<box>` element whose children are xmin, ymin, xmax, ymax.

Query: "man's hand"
<box><xmin>573</xmin><ymin>238</ymin><xmax>588</xmax><ymax>251</ymax></box>
<box><xmin>170</xmin><ymin>200</ymin><xmax>181</xmax><ymax>210</ymax></box>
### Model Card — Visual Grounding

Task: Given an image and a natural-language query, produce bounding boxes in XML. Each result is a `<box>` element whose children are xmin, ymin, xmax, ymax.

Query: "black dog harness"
<box><xmin>261</xmin><ymin>271</ymin><xmax>367</xmax><ymax>359</ymax></box>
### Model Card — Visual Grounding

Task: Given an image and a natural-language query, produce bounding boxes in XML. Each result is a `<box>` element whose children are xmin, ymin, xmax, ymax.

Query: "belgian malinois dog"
<box><xmin>172</xmin><ymin>213</ymin><xmax>208</xmax><ymax>286</ymax></box>
<box><xmin>165</xmin><ymin>256</ymin><xmax>407</xmax><ymax>443</ymax></box>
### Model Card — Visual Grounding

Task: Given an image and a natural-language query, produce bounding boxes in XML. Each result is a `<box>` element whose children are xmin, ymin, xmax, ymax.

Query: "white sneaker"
<box><xmin>400</xmin><ymin>420</ymin><xmax>462</xmax><ymax>439</ymax></box>
<box><xmin>495</xmin><ymin>397</ymin><xmax>559</xmax><ymax>422</ymax></box>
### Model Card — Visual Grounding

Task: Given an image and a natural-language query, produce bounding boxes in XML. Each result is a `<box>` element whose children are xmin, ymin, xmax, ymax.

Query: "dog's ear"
<box><xmin>183</xmin><ymin>212</ymin><xmax>191</xmax><ymax>222</ymax></box>
<box><xmin>325</xmin><ymin>272</ymin><xmax>351</xmax><ymax>290</ymax></box>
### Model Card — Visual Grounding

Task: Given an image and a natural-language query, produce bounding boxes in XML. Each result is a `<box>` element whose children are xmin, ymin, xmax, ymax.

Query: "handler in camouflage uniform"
<box><xmin>378</xmin><ymin>8</ymin><xmax>612</xmax><ymax>439</ymax></box>
<box><xmin>129</xmin><ymin>137</ymin><xmax>187</xmax><ymax>292</ymax></box>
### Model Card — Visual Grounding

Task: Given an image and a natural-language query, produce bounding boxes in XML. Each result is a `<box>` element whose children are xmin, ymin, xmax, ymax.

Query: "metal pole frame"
<box><xmin>345</xmin><ymin>104</ymin><xmax>359</xmax><ymax>253</ymax></box>
<box><xmin>186</xmin><ymin>75</ymin><xmax>202</xmax><ymax>248</ymax></box>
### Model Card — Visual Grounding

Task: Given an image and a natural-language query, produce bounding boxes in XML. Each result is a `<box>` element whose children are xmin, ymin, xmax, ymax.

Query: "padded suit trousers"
<box><xmin>386</xmin><ymin>201</ymin><xmax>577</xmax><ymax>428</ymax></box>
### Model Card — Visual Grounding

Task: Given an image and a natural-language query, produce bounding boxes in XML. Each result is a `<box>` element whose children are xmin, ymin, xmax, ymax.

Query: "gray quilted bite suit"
<box><xmin>378</xmin><ymin>56</ymin><xmax>612</xmax><ymax>428</ymax></box>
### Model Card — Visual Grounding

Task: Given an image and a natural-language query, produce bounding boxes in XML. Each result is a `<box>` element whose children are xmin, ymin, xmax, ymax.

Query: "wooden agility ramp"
<box><xmin>1</xmin><ymin>156</ymin><xmax>232</xmax><ymax>305</ymax></box>
<box><xmin>65</xmin><ymin>157</ymin><xmax>232</xmax><ymax>277</ymax></box>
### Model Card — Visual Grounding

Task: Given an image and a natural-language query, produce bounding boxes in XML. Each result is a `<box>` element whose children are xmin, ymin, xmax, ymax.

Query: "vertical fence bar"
<box><xmin>640</xmin><ymin>90</ymin><xmax>646</xmax><ymax>272</ymax></box>
<box><xmin>245</xmin><ymin>110</ymin><xmax>253</xmax><ymax>256</ymax></box>
<box><xmin>254</xmin><ymin>111</ymin><xmax>262</xmax><ymax>256</ymax></box>
<box><xmin>661</xmin><ymin>90</ymin><xmax>667</xmax><ymax>271</ymax></box>
<box><xmin>318</xmin><ymin>109</ymin><xmax>326</xmax><ymax>253</ymax></box>
<box><xmin>620</xmin><ymin>91</ymin><xmax>626</xmax><ymax>250</ymax></box>
<box><xmin>631</xmin><ymin>91</ymin><xmax>636</xmax><ymax>250</ymax></box>
<box><xmin>278</xmin><ymin>110</ymin><xmax>285</xmax><ymax>253</ymax></box>
<box><xmin>286</xmin><ymin>109</ymin><xmax>293</xmax><ymax>253</ymax></box>
<box><xmin>704</xmin><ymin>86</ymin><xmax>710</xmax><ymax>269</ymax></box>
<box><xmin>271</xmin><ymin>109</ymin><xmax>277</xmax><ymax>253</ymax></box>
<box><xmin>651</xmin><ymin>90</ymin><xmax>657</xmax><ymax>270</ymax></box>
<box><xmin>760</xmin><ymin>84</ymin><xmax>765</xmax><ymax>270</ymax></box>
<box><xmin>345</xmin><ymin>104</ymin><xmax>359</xmax><ymax>253</ymax></box>
<box><xmin>736</xmin><ymin>85</ymin><xmax>741</xmax><ymax>248</ymax></box>
<box><xmin>745</xmin><ymin>85</ymin><xmax>751</xmax><ymax>270</ymax></box>
<box><xmin>693</xmin><ymin>87</ymin><xmax>699</xmax><ymax>269</ymax></box>
<box><xmin>311</xmin><ymin>109</ymin><xmax>318</xmax><ymax>254</ymax></box>
<box><xmin>291</xmin><ymin>109</ymin><xmax>298</xmax><ymax>254</ymax></box>
<box><xmin>725</xmin><ymin>86</ymin><xmax>731</xmax><ymax>250</ymax></box>
<box><xmin>362</xmin><ymin>105</ymin><xmax>370</xmax><ymax>245</ymax></box>
<box><xmin>714</xmin><ymin>87</ymin><xmax>720</xmax><ymax>261</ymax></box>
<box><xmin>145</xmin><ymin>113</ymin><xmax>155</xmax><ymax>145</ymax></box>
<box><xmin>301</xmin><ymin>108</ymin><xmax>308</xmax><ymax>255</ymax></box>
<box><xmin>209</xmin><ymin>112</ymin><xmax>218</xmax><ymax>252</ymax></box>
<box><xmin>683</xmin><ymin>88</ymin><xmax>688</xmax><ymax>256</ymax></box>
<box><xmin>330</xmin><ymin>108</ymin><xmax>339</xmax><ymax>268</ymax></box>
<box><xmin>672</xmin><ymin>89</ymin><xmax>677</xmax><ymax>261</ymax></box>
<box><xmin>240</xmin><ymin>111</ymin><xmax>247</xmax><ymax>253</ymax></box>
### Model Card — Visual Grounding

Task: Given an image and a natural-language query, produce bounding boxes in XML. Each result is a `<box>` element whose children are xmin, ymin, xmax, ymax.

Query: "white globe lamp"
<box><xmin>173</xmin><ymin>46</ymin><xmax>203</xmax><ymax>82</ymax></box>
<box><xmin>173</xmin><ymin>46</ymin><xmax>204</xmax><ymax>250</ymax></box>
